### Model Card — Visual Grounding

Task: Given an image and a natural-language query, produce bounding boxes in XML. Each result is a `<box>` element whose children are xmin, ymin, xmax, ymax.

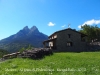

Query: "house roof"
<box><xmin>43</xmin><ymin>38</ymin><xmax>57</xmax><ymax>43</ymax></box>
<box><xmin>49</xmin><ymin>28</ymin><xmax>87</xmax><ymax>38</ymax></box>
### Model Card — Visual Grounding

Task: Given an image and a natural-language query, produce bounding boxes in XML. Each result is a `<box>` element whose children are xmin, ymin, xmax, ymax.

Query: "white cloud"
<box><xmin>48</xmin><ymin>22</ymin><xmax>55</xmax><ymax>26</ymax></box>
<box><xmin>61</xmin><ymin>25</ymin><xmax>66</xmax><ymax>28</ymax></box>
<box><xmin>78</xmin><ymin>19</ymin><xmax>100</xmax><ymax>28</ymax></box>
<box><xmin>78</xmin><ymin>25</ymin><xmax>82</xmax><ymax>29</ymax></box>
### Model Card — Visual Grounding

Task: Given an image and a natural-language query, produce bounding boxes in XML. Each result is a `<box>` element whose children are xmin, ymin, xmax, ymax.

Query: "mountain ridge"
<box><xmin>0</xmin><ymin>26</ymin><xmax>48</xmax><ymax>53</ymax></box>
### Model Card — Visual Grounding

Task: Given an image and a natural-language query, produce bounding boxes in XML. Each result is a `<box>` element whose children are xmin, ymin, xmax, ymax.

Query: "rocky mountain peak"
<box><xmin>30</xmin><ymin>26</ymin><xmax>39</xmax><ymax>33</ymax></box>
<box><xmin>23</xmin><ymin>26</ymin><xmax>29</xmax><ymax>31</ymax></box>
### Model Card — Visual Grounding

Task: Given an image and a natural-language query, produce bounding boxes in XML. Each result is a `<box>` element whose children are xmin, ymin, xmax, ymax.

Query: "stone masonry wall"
<box><xmin>55</xmin><ymin>29</ymin><xmax>87</xmax><ymax>52</ymax></box>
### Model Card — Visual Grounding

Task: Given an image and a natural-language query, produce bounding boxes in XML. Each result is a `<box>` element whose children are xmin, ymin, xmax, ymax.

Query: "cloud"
<box><xmin>48</xmin><ymin>22</ymin><xmax>55</xmax><ymax>26</ymax></box>
<box><xmin>78</xmin><ymin>19</ymin><xmax>100</xmax><ymax>28</ymax></box>
<box><xmin>78</xmin><ymin>25</ymin><xmax>82</xmax><ymax>29</ymax></box>
<box><xmin>61</xmin><ymin>25</ymin><xmax>66</xmax><ymax>28</ymax></box>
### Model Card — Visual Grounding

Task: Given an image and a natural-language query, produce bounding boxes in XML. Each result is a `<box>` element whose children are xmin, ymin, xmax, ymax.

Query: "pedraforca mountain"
<box><xmin>0</xmin><ymin>26</ymin><xmax>48</xmax><ymax>53</ymax></box>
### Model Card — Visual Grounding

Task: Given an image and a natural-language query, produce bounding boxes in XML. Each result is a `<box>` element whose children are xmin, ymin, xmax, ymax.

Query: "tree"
<box><xmin>0</xmin><ymin>49</ymin><xmax>9</xmax><ymax>58</ymax></box>
<box><xmin>79</xmin><ymin>24</ymin><xmax>100</xmax><ymax>42</ymax></box>
<box><xmin>19</xmin><ymin>44</ymin><xmax>34</xmax><ymax>53</ymax></box>
<box><xmin>19</xmin><ymin>47</ymin><xmax>25</xmax><ymax>53</ymax></box>
<box><xmin>26</xmin><ymin>44</ymin><xmax>34</xmax><ymax>50</ymax></box>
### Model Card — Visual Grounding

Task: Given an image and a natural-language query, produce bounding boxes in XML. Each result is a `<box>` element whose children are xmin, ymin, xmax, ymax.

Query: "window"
<box><xmin>67</xmin><ymin>42</ymin><xmax>72</xmax><ymax>46</ymax></box>
<box><xmin>49</xmin><ymin>42</ymin><xmax>53</xmax><ymax>47</ymax></box>
<box><xmin>54</xmin><ymin>35</ymin><xmax>57</xmax><ymax>38</ymax></box>
<box><xmin>68</xmin><ymin>34</ymin><xmax>71</xmax><ymax>38</ymax></box>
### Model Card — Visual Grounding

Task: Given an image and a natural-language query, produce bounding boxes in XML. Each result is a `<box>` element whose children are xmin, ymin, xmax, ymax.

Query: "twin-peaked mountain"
<box><xmin>0</xmin><ymin>26</ymin><xmax>48</xmax><ymax>53</ymax></box>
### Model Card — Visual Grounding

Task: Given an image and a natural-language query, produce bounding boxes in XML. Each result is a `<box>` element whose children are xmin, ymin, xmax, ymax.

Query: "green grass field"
<box><xmin>0</xmin><ymin>52</ymin><xmax>100</xmax><ymax>75</ymax></box>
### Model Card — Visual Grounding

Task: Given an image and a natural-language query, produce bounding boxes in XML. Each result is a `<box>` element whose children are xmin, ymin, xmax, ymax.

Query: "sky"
<box><xmin>0</xmin><ymin>0</ymin><xmax>100</xmax><ymax>40</ymax></box>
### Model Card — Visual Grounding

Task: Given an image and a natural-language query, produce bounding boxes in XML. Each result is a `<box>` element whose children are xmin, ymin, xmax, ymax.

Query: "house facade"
<box><xmin>43</xmin><ymin>28</ymin><xmax>87</xmax><ymax>52</ymax></box>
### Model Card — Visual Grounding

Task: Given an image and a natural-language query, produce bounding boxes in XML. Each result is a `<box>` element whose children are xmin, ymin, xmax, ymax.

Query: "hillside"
<box><xmin>0</xmin><ymin>52</ymin><xmax>100</xmax><ymax>75</ymax></box>
<box><xmin>0</xmin><ymin>49</ymin><xmax>9</xmax><ymax>58</ymax></box>
<box><xmin>0</xmin><ymin>26</ymin><xmax>48</xmax><ymax>53</ymax></box>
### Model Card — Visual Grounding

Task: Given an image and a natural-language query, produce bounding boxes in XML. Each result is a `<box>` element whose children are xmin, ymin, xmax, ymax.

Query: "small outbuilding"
<box><xmin>43</xmin><ymin>28</ymin><xmax>87</xmax><ymax>52</ymax></box>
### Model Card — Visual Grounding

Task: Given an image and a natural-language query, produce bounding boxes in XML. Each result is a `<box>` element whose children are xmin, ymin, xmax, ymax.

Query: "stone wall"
<box><xmin>55</xmin><ymin>29</ymin><xmax>87</xmax><ymax>52</ymax></box>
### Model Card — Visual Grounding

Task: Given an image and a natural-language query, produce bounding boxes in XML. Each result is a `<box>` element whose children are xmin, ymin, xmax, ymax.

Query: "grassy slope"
<box><xmin>0</xmin><ymin>52</ymin><xmax>100</xmax><ymax>75</ymax></box>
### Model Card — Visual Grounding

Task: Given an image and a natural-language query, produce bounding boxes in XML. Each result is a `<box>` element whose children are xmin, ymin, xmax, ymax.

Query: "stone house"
<box><xmin>43</xmin><ymin>28</ymin><xmax>87</xmax><ymax>52</ymax></box>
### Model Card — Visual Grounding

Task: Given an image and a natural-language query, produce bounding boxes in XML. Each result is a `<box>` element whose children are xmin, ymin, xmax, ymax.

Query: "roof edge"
<box><xmin>49</xmin><ymin>28</ymin><xmax>87</xmax><ymax>38</ymax></box>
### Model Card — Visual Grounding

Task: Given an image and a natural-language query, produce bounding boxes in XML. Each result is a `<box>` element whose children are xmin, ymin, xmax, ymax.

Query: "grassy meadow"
<box><xmin>0</xmin><ymin>52</ymin><xmax>100</xmax><ymax>75</ymax></box>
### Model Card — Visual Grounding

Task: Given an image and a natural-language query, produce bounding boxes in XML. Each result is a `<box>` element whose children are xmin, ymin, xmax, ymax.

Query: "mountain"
<box><xmin>0</xmin><ymin>26</ymin><xmax>48</xmax><ymax>53</ymax></box>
